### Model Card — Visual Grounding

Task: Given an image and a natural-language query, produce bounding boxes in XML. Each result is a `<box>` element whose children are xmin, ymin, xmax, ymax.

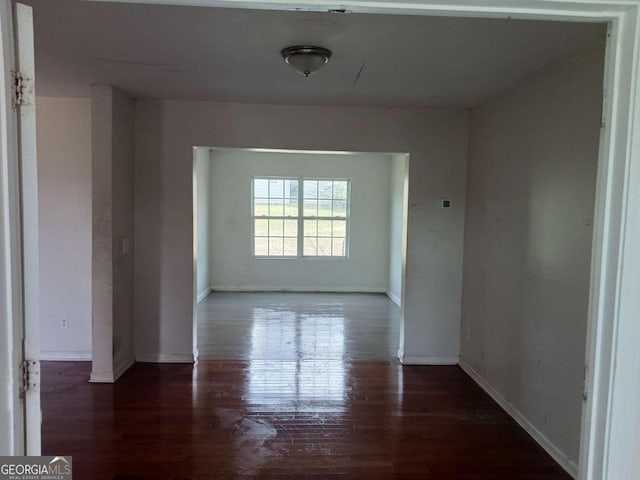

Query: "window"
<box><xmin>253</xmin><ymin>178</ymin><xmax>299</xmax><ymax>256</ymax></box>
<box><xmin>252</xmin><ymin>177</ymin><xmax>350</xmax><ymax>258</ymax></box>
<box><xmin>302</xmin><ymin>179</ymin><xmax>348</xmax><ymax>256</ymax></box>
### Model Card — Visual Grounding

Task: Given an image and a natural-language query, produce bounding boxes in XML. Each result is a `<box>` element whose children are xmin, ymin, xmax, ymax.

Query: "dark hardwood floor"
<box><xmin>42</xmin><ymin>360</ymin><xmax>571</xmax><ymax>479</ymax></box>
<box><xmin>42</xmin><ymin>293</ymin><xmax>570</xmax><ymax>478</ymax></box>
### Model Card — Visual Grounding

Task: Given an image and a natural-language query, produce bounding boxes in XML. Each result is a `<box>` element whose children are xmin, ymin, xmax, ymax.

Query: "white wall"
<box><xmin>194</xmin><ymin>147</ymin><xmax>211</xmax><ymax>302</ymax></box>
<box><xmin>208</xmin><ymin>149</ymin><xmax>392</xmax><ymax>292</ymax></box>
<box><xmin>459</xmin><ymin>45</ymin><xmax>604</xmax><ymax>475</ymax></box>
<box><xmin>36</xmin><ymin>97</ymin><xmax>92</xmax><ymax>360</ymax></box>
<box><xmin>134</xmin><ymin>100</ymin><xmax>468</xmax><ymax>363</ymax></box>
<box><xmin>91</xmin><ymin>85</ymin><xmax>135</xmax><ymax>381</ymax></box>
<box><xmin>111</xmin><ymin>87</ymin><xmax>135</xmax><ymax>379</ymax></box>
<box><xmin>388</xmin><ymin>153</ymin><xmax>408</xmax><ymax>306</ymax></box>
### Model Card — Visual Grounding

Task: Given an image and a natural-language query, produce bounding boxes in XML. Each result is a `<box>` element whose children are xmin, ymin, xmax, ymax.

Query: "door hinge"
<box><xmin>19</xmin><ymin>359</ymin><xmax>39</xmax><ymax>398</ymax></box>
<box><xmin>12</xmin><ymin>71</ymin><xmax>32</xmax><ymax>108</ymax></box>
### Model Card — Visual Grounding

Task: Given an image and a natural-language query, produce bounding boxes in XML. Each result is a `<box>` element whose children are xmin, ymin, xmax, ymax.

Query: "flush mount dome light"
<box><xmin>281</xmin><ymin>45</ymin><xmax>332</xmax><ymax>77</ymax></box>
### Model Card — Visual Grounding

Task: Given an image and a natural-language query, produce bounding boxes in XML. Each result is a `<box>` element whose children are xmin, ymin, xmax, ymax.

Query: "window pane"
<box><xmin>304</xmin><ymin>180</ymin><xmax>318</xmax><ymax>199</ymax></box>
<box><xmin>304</xmin><ymin>219</ymin><xmax>317</xmax><ymax>236</ymax></box>
<box><xmin>269</xmin><ymin>179</ymin><xmax>284</xmax><ymax>198</ymax></box>
<box><xmin>284</xmin><ymin>219</ymin><xmax>297</xmax><ymax>237</ymax></box>
<box><xmin>254</xmin><ymin>199</ymin><xmax>269</xmax><ymax>216</ymax></box>
<box><xmin>317</xmin><ymin>220</ymin><xmax>332</xmax><ymax>237</ymax></box>
<box><xmin>284</xmin><ymin>179</ymin><xmax>298</xmax><ymax>200</ymax></box>
<box><xmin>254</xmin><ymin>178</ymin><xmax>268</xmax><ymax>198</ymax></box>
<box><xmin>332</xmin><ymin>220</ymin><xmax>347</xmax><ymax>237</ymax></box>
<box><xmin>333</xmin><ymin>200</ymin><xmax>347</xmax><ymax>217</ymax></box>
<box><xmin>303</xmin><ymin>199</ymin><xmax>317</xmax><ymax>217</ymax></box>
<box><xmin>317</xmin><ymin>238</ymin><xmax>332</xmax><ymax>256</ymax></box>
<box><xmin>269</xmin><ymin>237</ymin><xmax>284</xmax><ymax>256</ymax></box>
<box><xmin>304</xmin><ymin>237</ymin><xmax>317</xmax><ymax>256</ymax></box>
<box><xmin>284</xmin><ymin>238</ymin><xmax>297</xmax><ymax>256</ymax></box>
<box><xmin>284</xmin><ymin>196</ymin><xmax>298</xmax><ymax>216</ymax></box>
<box><xmin>333</xmin><ymin>181</ymin><xmax>348</xmax><ymax>200</ymax></box>
<box><xmin>318</xmin><ymin>181</ymin><xmax>333</xmax><ymax>199</ymax></box>
<box><xmin>332</xmin><ymin>238</ymin><xmax>346</xmax><ymax>256</ymax></box>
<box><xmin>255</xmin><ymin>237</ymin><xmax>268</xmax><ymax>256</ymax></box>
<box><xmin>269</xmin><ymin>219</ymin><xmax>284</xmax><ymax>236</ymax></box>
<box><xmin>269</xmin><ymin>199</ymin><xmax>284</xmax><ymax>217</ymax></box>
<box><xmin>318</xmin><ymin>200</ymin><xmax>332</xmax><ymax>216</ymax></box>
<box><xmin>254</xmin><ymin>219</ymin><xmax>268</xmax><ymax>236</ymax></box>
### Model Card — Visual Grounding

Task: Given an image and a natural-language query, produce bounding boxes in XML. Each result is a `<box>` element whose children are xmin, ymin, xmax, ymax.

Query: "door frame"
<box><xmin>92</xmin><ymin>1</ymin><xmax>640</xmax><ymax>479</ymax></box>
<box><xmin>0</xmin><ymin>0</ymin><xmax>26</xmax><ymax>455</ymax></box>
<box><xmin>0</xmin><ymin>0</ymin><xmax>39</xmax><ymax>456</ymax></box>
<box><xmin>14</xmin><ymin>1</ymin><xmax>40</xmax><ymax>456</ymax></box>
<box><xmin>6</xmin><ymin>0</ymin><xmax>639</xmax><ymax>477</ymax></box>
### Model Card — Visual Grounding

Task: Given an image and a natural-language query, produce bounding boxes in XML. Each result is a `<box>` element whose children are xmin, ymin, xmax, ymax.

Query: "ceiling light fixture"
<box><xmin>281</xmin><ymin>46</ymin><xmax>332</xmax><ymax>77</ymax></box>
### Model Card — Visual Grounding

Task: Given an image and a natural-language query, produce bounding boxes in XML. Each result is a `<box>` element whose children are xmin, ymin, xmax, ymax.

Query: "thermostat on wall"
<box><xmin>441</xmin><ymin>199</ymin><xmax>452</xmax><ymax>209</ymax></box>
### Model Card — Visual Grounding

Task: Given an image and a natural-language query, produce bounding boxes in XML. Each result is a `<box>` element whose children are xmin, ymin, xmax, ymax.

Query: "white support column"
<box><xmin>90</xmin><ymin>85</ymin><xmax>115</xmax><ymax>383</ymax></box>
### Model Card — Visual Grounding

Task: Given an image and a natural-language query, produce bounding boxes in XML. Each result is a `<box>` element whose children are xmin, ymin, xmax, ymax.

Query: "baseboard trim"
<box><xmin>211</xmin><ymin>285</ymin><xmax>387</xmax><ymax>294</ymax></box>
<box><xmin>399</xmin><ymin>355</ymin><xmax>459</xmax><ymax>365</ymax></box>
<box><xmin>197</xmin><ymin>288</ymin><xmax>212</xmax><ymax>303</ymax></box>
<box><xmin>135</xmin><ymin>353</ymin><xmax>195</xmax><ymax>363</ymax></box>
<box><xmin>459</xmin><ymin>359</ymin><xmax>578</xmax><ymax>479</ymax></box>
<box><xmin>89</xmin><ymin>371</ymin><xmax>114</xmax><ymax>383</ymax></box>
<box><xmin>40</xmin><ymin>352</ymin><xmax>92</xmax><ymax>361</ymax></box>
<box><xmin>113</xmin><ymin>357</ymin><xmax>135</xmax><ymax>381</ymax></box>
<box><xmin>386</xmin><ymin>290</ymin><xmax>401</xmax><ymax>307</ymax></box>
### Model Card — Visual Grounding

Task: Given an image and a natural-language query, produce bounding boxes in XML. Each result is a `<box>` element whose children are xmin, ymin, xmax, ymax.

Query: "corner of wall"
<box><xmin>459</xmin><ymin>359</ymin><xmax>578</xmax><ymax>478</ymax></box>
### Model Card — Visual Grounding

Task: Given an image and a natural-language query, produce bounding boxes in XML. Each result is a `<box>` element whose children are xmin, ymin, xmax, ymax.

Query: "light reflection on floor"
<box><xmin>197</xmin><ymin>292</ymin><xmax>401</xmax><ymax>362</ymax></box>
<box><xmin>246</xmin><ymin>306</ymin><xmax>348</xmax><ymax>407</ymax></box>
<box><xmin>242</xmin><ymin>303</ymin><xmax>351</xmax><ymax>474</ymax></box>
<box><xmin>194</xmin><ymin>293</ymin><xmax>401</xmax><ymax>475</ymax></box>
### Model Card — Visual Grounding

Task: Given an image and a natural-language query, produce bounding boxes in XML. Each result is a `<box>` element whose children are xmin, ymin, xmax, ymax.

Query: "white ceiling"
<box><xmin>24</xmin><ymin>0</ymin><xmax>606</xmax><ymax>108</ymax></box>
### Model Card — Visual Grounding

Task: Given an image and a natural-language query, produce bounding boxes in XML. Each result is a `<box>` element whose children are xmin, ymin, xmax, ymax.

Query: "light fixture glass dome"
<box><xmin>281</xmin><ymin>46</ymin><xmax>332</xmax><ymax>77</ymax></box>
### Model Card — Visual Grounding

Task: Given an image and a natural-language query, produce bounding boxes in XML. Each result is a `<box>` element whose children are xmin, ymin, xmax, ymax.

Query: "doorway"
<box><xmin>10</xmin><ymin>2</ymin><xmax>639</xmax><ymax>478</ymax></box>
<box><xmin>192</xmin><ymin>147</ymin><xmax>409</xmax><ymax>362</ymax></box>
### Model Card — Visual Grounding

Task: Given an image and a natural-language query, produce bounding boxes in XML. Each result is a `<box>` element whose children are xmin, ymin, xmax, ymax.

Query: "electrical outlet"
<box><xmin>465</xmin><ymin>327</ymin><xmax>471</xmax><ymax>341</ymax></box>
<box><xmin>60</xmin><ymin>317</ymin><xmax>69</xmax><ymax>329</ymax></box>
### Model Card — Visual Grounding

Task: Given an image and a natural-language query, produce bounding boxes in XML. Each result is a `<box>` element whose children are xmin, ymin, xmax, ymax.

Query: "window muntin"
<box><xmin>252</xmin><ymin>177</ymin><xmax>349</xmax><ymax>258</ymax></box>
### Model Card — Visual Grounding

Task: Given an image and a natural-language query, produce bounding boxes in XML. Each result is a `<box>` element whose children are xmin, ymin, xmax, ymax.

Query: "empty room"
<box><xmin>2</xmin><ymin>0</ymin><xmax>637</xmax><ymax>478</ymax></box>
<box><xmin>193</xmin><ymin>147</ymin><xmax>408</xmax><ymax>362</ymax></box>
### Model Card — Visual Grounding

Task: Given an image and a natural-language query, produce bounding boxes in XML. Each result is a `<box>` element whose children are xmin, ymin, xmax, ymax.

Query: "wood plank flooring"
<box><xmin>41</xmin><ymin>293</ymin><xmax>571</xmax><ymax>478</ymax></box>
<box><xmin>42</xmin><ymin>360</ymin><xmax>570</xmax><ymax>479</ymax></box>
<box><xmin>196</xmin><ymin>292</ymin><xmax>401</xmax><ymax>361</ymax></box>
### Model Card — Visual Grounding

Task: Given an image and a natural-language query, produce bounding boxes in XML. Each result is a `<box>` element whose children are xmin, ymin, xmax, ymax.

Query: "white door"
<box><xmin>0</xmin><ymin>0</ymin><xmax>39</xmax><ymax>456</ymax></box>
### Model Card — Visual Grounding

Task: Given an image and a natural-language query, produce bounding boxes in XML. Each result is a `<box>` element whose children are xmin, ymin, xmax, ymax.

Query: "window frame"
<box><xmin>251</xmin><ymin>176</ymin><xmax>351</xmax><ymax>260</ymax></box>
<box><xmin>300</xmin><ymin>177</ymin><xmax>351</xmax><ymax>259</ymax></box>
<box><xmin>251</xmin><ymin>175</ymin><xmax>300</xmax><ymax>259</ymax></box>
